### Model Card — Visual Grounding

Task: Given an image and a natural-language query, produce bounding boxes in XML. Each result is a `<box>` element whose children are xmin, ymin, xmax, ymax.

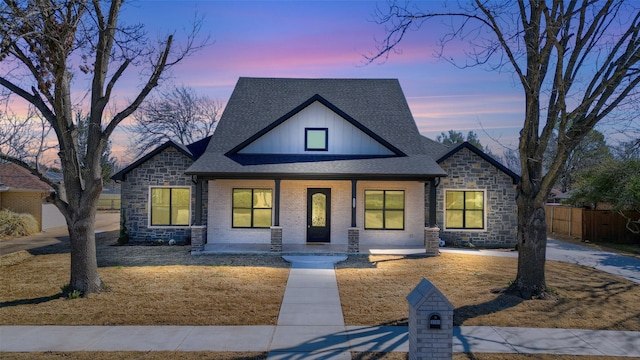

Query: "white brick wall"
<box><xmin>208</xmin><ymin>179</ymin><xmax>274</xmax><ymax>244</ymax></box>
<box><xmin>208</xmin><ymin>179</ymin><xmax>426</xmax><ymax>247</ymax></box>
<box><xmin>280</xmin><ymin>180</ymin><xmax>351</xmax><ymax>244</ymax></box>
<box><xmin>358</xmin><ymin>181</ymin><xmax>425</xmax><ymax>247</ymax></box>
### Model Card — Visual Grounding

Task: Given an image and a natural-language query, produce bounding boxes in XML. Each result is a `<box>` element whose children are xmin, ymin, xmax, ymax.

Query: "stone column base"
<box><xmin>348</xmin><ymin>227</ymin><xmax>360</xmax><ymax>253</ymax></box>
<box><xmin>191</xmin><ymin>225</ymin><xmax>206</xmax><ymax>252</ymax></box>
<box><xmin>424</xmin><ymin>227</ymin><xmax>440</xmax><ymax>256</ymax></box>
<box><xmin>270</xmin><ymin>226</ymin><xmax>283</xmax><ymax>253</ymax></box>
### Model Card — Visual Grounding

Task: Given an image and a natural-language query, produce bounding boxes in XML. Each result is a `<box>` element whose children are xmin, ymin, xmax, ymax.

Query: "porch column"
<box><xmin>428</xmin><ymin>179</ymin><xmax>437</xmax><ymax>228</ymax></box>
<box><xmin>270</xmin><ymin>179</ymin><xmax>282</xmax><ymax>253</ymax></box>
<box><xmin>351</xmin><ymin>179</ymin><xmax>357</xmax><ymax>227</ymax></box>
<box><xmin>425</xmin><ymin>178</ymin><xmax>440</xmax><ymax>256</ymax></box>
<box><xmin>192</xmin><ymin>177</ymin><xmax>206</xmax><ymax>253</ymax></box>
<box><xmin>273</xmin><ymin>179</ymin><xmax>281</xmax><ymax>226</ymax></box>
<box><xmin>349</xmin><ymin>179</ymin><xmax>359</xmax><ymax>253</ymax></box>
<box><xmin>194</xmin><ymin>177</ymin><xmax>204</xmax><ymax>225</ymax></box>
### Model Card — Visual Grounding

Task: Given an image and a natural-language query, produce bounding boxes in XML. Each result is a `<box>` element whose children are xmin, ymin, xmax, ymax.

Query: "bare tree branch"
<box><xmin>126</xmin><ymin>84</ymin><xmax>221</xmax><ymax>157</ymax></box>
<box><xmin>369</xmin><ymin>0</ymin><xmax>640</xmax><ymax>299</ymax></box>
<box><xmin>0</xmin><ymin>0</ymin><xmax>209</xmax><ymax>295</ymax></box>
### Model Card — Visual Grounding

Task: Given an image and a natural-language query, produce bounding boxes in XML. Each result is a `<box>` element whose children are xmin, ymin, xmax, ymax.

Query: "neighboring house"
<box><xmin>546</xmin><ymin>188</ymin><xmax>571</xmax><ymax>204</ymax></box>
<box><xmin>114</xmin><ymin>77</ymin><xmax>519</xmax><ymax>251</ymax></box>
<box><xmin>422</xmin><ymin>138</ymin><xmax>519</xmax><ymax>247</ymax></box>
<box><xmin>112</xmin><ymin>136</ymin><xmax>211</xmax><ymax>243</ymax></box>
<box><xmin>0</xmin><ymin>162</ymin><xmax>64</xmax><ymax>231</ymax></box>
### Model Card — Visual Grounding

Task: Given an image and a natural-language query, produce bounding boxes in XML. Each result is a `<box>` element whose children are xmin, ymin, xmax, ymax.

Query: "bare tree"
<box><xmin>0</xmin><ymin>0</ymin><xmax>206</xmax><ymax>295</ymax></box>
<box><xmin>552</xmin><ymin>130</ymin><xmax>612</xmax><ymax>193</ymax></box>
<box><xmin>502</xmin><ymin>147</ymin><xmax>521</xmax><ymax>174</ymax></box>
<box><xmin>0</xmin><ymin>104</ymin><xmax>54</xmax><ymax>171</ymax></box>
<box><xmin>127</xmin><ymin>84</ymin><xmax>220</xmax><ymax>157</ymax></box>
<box><xmin>370</xmin><ymin>0</ymin><xmax>640</xmax><ymax>298</ymax></box>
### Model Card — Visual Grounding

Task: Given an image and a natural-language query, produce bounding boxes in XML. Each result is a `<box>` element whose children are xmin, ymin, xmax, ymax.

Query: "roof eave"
<box><xmin>111</xmin><ymin>141</ymin><xmax>195</xmax><ymax>181</ymax></box>
<box><xmin>186</xmin><ymin>171</ymin><xmax>446</xmax><ymax>182</ymax></box>
<box><xmin>438</xmin><ymin>142</ymin><xmax>520</xmax><ymax>185</ymax></box>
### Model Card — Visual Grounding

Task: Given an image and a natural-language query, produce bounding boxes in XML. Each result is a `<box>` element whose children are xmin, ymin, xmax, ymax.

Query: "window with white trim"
<box><xmin>445</xmin><ymin>190</ymin><xmax>485</xmax><ymax>229</ymax></box>
<box><xmin>150</xmin><ymin>187</ymin><xmax>190</xmax><ymax>226</ymax></box>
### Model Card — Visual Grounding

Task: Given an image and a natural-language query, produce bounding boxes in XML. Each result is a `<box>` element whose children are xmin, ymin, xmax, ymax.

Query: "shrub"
<box><xmin>0</xmin><ymin>209</ymin><xmax>38</xmax><ymax>238</ymax></box>
<box><xmin>117</xmin><ymin>209</ymin><xmax>130</xmax><ymax>245</ymax></box>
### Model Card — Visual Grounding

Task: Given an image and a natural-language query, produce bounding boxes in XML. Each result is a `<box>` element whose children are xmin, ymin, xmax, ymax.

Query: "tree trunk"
<box><xmin>66</xmin><ymin>194</ymin><xmax>103</xmax><ymax>295</ymax></box>
<box><xmin>509</xmin><ymin>193</ymin><xmax>548</xmax><ymax>299</ymax></box>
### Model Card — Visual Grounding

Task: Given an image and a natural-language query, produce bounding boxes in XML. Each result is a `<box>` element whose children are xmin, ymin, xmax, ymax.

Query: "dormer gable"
<box><xmin>227</xmin><ymin>94</ymin><xmax>404</xmax><ymax>158</ymax></box>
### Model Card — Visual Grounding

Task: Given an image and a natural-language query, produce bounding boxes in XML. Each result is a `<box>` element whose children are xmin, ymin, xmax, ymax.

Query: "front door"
<box><xmin>307</xmin><ymin>188</ymin><xmax>331</xmax><ymax>243</ymax></box>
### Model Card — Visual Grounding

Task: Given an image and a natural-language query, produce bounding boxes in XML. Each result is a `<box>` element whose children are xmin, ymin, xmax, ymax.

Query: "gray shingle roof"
<box><xmin>186</xmin><ymin>77</ymin><xmax>446</xmax><ymax>180</ymax></box>
<box><xmin>421</xmin><ymin>136</ymin><xmax>451</xmax><ymax>160</ymax></box>
<box><xmin>111</xmin><ymin>136</ymin><xmax>212</xmax><ymax>181</ymax></box>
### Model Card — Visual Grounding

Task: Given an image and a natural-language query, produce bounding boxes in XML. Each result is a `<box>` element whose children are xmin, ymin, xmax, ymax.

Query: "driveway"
<box><xmin>442</xmin><ymin>239</ymin><xmax>640</xmax><ymax>284</ymax></box>
<box><xmin>546</xmin><ymin>239</ymin><xmax>640</xmax><ymax>284</ymax></box>
<box><xmin>0</xmin><ymin>212</ymin><xmax>120</xmax><ymax>255</ymax></box>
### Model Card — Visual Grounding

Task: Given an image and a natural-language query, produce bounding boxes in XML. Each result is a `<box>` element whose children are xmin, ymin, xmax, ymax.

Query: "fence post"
<box><xmin>568</xmin><ymin>207</ymin><xmax>572</xmax><ymax>237</ymax></box>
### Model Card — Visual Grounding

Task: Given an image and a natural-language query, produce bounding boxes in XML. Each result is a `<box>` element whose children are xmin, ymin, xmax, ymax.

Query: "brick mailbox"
<box><xmin>406</xmin><ymin>278</ymin><xmax>454</xmax><ymax>360</ymax></box>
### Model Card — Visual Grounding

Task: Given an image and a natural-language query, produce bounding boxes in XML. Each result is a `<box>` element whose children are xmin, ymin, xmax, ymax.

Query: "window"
<box><xmin>233</xmin><ymin>188</ymin><xmax>272</xmax><ymax>228</ymax></box>
<box><xmin>445</xmin><ymin>190</ymin><xmax>485</xmax><ymax>229</ymax></box>
<box><xmin>150</xmin><ymin>187</ymin><xmax>190</xmax><ymax>226</ymax></box>
<box><xmin>364</xmin><ymin>190</ymin><xmax>405</xmax><ymax>230</ymax></box>
<box><xmin>305</xmin><ymin>128</ymin><xmax>328</xmax><ymax>151</ymax></box>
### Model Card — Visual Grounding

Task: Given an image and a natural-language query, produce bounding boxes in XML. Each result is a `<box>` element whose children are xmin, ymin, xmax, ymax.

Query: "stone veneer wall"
<box><xmin>120</xmin><ymin>146</ymin><xmax>207</xmax><ymax>243</ymax></box>
<box><xmin>427</xmin><ymin>147</ymin><xmax>517</xmax><ymax>248</ymax></box>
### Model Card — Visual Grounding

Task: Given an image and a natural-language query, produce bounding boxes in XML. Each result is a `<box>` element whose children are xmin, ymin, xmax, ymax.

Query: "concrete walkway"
<box><xmin>269</xmin><ymin>255</ymin><xmax>350</xmax><ymax>359</ymax></box>
<box><xmin>0</xmin><ymin>212</ymin><xmax>120</xmax><ymax>255</ymax></box>
<box><xmin>2</xmin><ymin>325</ymin><xmax>639</xmax><ymax>357</ymax></box>
<box><xmin>2</xmin><ymin>255</ymin><xmax>639</xmax><ymax>358</ymax></box>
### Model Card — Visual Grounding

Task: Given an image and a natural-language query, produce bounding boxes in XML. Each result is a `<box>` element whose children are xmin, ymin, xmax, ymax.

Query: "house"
<box><xmin>421</xmin><ymin>138</ymin><xmax>519</xmax><ymax>247</ymax></box>
<box><xmin>114</xmin><ymin>77</ymin><xmax>519</xmax><ymax>252</ymax></box>
<box><xmin>0</xmin><ymin>162</ymin><xmax>64</xmax><ymax>231</ymax></box>
<box><xmin>111</xmin><ymin>136</ymin><xmax>211</xmax><ymax>243</ymax></box>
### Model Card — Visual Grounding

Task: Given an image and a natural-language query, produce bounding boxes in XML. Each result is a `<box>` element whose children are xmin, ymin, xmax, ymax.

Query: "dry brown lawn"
<box><xmin>0</xmin><ymin>353</ymin><xmax>631</xmax><ymax>360</ymax></box>
<box><xmin>0</xmin><ymin>252</ymin><xmax>289</xmax><ymax>325</ymax></box>
<box><xmin>336</xmin><ymin>253</ymin><xmax>640</xmax><ymax>330</ymax></box>
<box><xmin>0</xmin><ymin>352</ymin><xmax>266</xmax><ymax>359</ymax></box>
<box><xmin>2</xmin><ymin>247</ymin><xmax>639</xmax><ymax>333</ymax></box>
<box><xmin>356</xmin><ymin>354</ymin><xmax>631</xmax><ymax>360</ymax></box>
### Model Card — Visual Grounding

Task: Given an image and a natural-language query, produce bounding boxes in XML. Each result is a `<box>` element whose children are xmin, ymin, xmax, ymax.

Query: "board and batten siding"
<box><xmin>238</xmin><ymin>101</ymin><xmax>394</xmax><ymax>155</ymax></box>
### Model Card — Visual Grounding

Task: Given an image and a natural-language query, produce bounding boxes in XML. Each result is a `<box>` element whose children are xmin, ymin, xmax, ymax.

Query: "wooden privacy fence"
<box><xmin>97</xmin><ymin>195</ymin><xmax>121</xmax><ymax>211</ymax></box>
<box><xmin>545</xmin><ymin>205</ymin><xmax>640</xmax><ymax>244</ymax></box>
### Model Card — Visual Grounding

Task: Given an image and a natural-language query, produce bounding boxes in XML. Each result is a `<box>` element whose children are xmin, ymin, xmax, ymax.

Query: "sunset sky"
<box><xmin>99</xmin><ymin>0</ymin><xmax>529</xmax><ymax>163</ymax></box>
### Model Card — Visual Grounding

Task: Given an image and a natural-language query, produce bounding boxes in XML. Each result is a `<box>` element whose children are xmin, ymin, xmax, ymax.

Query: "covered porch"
<box><xmin>190</xmin><ymin>177</ymin><xmax>442</xmax><ymax>256</ymax></box>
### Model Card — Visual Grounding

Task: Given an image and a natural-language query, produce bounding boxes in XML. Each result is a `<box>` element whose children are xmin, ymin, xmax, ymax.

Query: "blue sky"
<box><xmin>113</xmin><ymin>0</ymin><xmax>526</xmax><ymax>162</ymax></box>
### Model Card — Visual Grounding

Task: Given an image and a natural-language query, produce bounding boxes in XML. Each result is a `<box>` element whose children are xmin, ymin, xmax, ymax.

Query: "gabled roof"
<box><xmin>0</xmin><ymin>162</ymin><xmax>52</xmax><ymax>192</ymax></box>
<box><xmin>438</xmin><ymin>141</ymin><xmax>520</xmax><ymax>184</ymax></box>
<box><xmin>227</xmin><ymin>93</ymin><xmax>405</xmax><ymax>157</ymax></box>
<box><xmin>187</xmin><ymin>77</ymin><xmax>446</xmax><ymax>180</ymax></box>
<box><xmin>421</xmin><ymin>136</ymin><xmax>451</xmax><ymax>160</ymax></box>
<box><xmin>111</xmin><ymin>136</ymin><xmax>212</xmax><ymax>181</ymax></box>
